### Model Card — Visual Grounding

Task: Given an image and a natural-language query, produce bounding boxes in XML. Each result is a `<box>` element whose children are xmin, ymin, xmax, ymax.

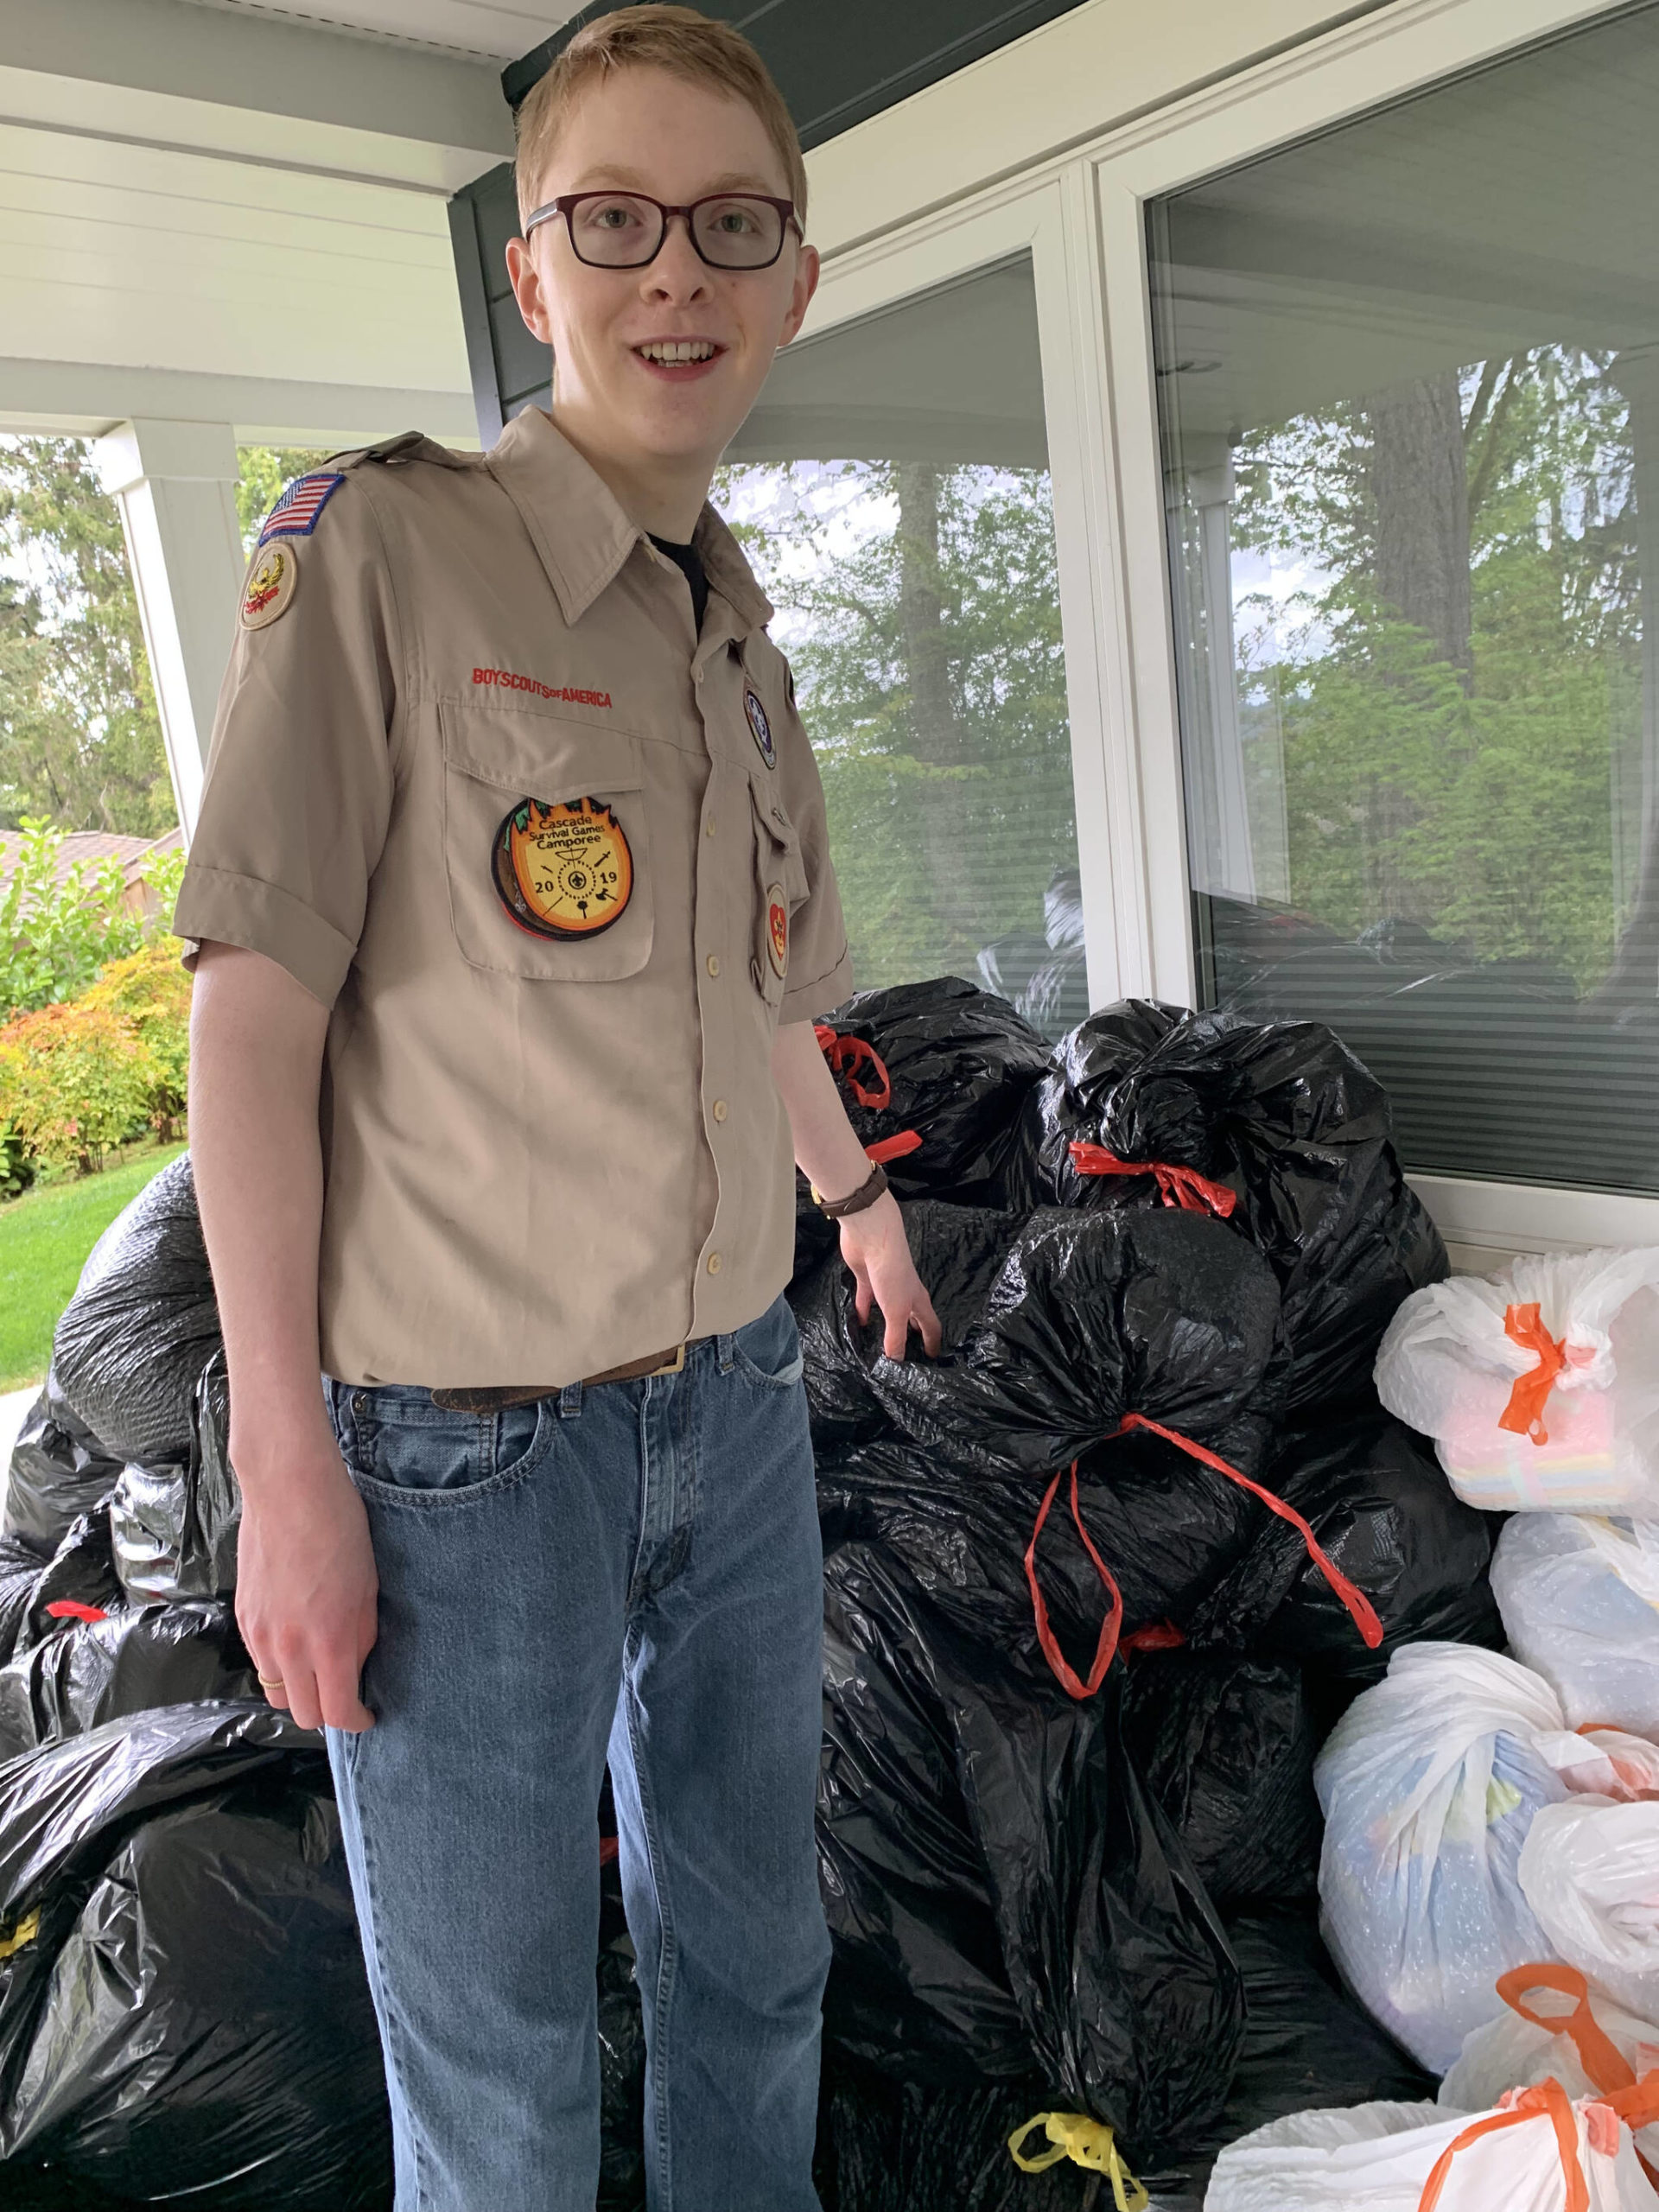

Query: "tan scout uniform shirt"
<box><xmin>175</xmin><ymin>408</ymin><xmax>854</xmax><ymax>1389</ymax></box>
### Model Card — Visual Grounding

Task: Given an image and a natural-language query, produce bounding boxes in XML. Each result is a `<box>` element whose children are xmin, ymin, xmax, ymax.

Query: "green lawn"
<box><xmin>0</xmin><ymin>1142</ymin><xmax>188</xmax><ymax>1392</ymax></box>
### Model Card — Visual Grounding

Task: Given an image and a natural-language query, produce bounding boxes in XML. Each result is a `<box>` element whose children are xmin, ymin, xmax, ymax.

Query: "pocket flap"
<box><xmin>442</xmin><ymin>702</ymin><xmax>645</xmax><ymax>798</ymax></box>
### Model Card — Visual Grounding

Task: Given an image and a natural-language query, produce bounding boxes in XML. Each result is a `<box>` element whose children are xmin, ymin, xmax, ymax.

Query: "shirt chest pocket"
<box><xmin>441</xmin><ymin>704</ymin><xmax>654</xmax><ymax>982</ymax></box>
<box><xmin>748</xmin><ymin>776</ymin><xmax>810</xmax><ymax>1008</ymax></box>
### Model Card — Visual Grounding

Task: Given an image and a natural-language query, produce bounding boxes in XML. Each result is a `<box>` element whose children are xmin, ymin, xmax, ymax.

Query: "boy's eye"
<box><xmin>580</xmin><ymin>197</ymin><xmax>648</xmax><ymax>232</ymax></box>
<box><xmin>703</xmin><ymin>201</ymin><xmax>760</xmax><ymax>235</ymax></box>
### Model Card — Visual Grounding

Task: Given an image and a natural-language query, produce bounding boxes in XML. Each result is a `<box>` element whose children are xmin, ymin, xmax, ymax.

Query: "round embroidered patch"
<box><xmin>744</xmin><ymin>687</ymin><xmax>776</xmax><ymax>769</ymax></box>
<box><xmin>766</xmin><ymin>883</ymin><xmax>788</xmax><ymax>979</ymax></box>
<box><xmin>240</xmin><ymin>543</ymin><xmax>297</xmax><ymax>630</ymax></box>
<box><xmin>493</xmin><ymin>796</ymin><xmax>632</xmax><ymax>939</ymax></box>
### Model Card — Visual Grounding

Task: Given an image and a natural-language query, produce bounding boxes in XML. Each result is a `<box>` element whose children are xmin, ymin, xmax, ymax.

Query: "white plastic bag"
<box><xmin>1314</xmin><ymin>1643</ymin><xmax>1577</xmax><ymax>2071</ymax></box>
<box><xmin>1494</xmin><ymin>1516</ymin><xmax>1659</xmax><ymax>1738</ymax></box>
<box><xmin>1520</xmin><ymin>1801</ymin><xmax>1659</xmax><ymax>2024</ymax></box>
<box><xmin>1204</xmin><ymin>2084</ymin><xmax>1659</xmax><ymax>2211</ymax></box>
<box><xmin>1375</xmin><ymin>1250</ymin><xmax>1659</xmax><ymax>1514</ymax></box>
<box><xmin>1441</xmin><ymin>1962</ymin><xmax>1659</xmax><ymax>2170</ymax></box>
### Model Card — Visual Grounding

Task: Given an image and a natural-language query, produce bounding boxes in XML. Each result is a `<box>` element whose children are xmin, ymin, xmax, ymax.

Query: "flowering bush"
<box><xmin>0</xmin><ymin>1000</ymin><xmax>155</xmax><ymax>1171</ymax></box>
<box><xmin>0</xmin><ymin>819</ymin><xmax>183</xmax><ymax>1021</ymax></box>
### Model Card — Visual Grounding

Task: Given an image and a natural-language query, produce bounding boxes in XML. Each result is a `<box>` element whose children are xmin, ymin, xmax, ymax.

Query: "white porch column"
<box><xmin>92</xmin><ymin>419</ymin><xmax>245</xmax><ymax>842</ymax></box>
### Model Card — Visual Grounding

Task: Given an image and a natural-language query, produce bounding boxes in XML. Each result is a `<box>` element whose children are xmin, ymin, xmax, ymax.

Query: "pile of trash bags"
<box><xmin>796</xmin><ymin>978</ymin><xmax>1509</xmax><ymax>2202</ymax></box>
<box><xmin>0</xmin><ymin>976</ymin><xmax>1544</xmax><ymax>2206</ymax></box>
<box><xmin>1274</xmin><ymin>1243</ymin><xmax>1659</xmax><ymax>2209</ymax></box>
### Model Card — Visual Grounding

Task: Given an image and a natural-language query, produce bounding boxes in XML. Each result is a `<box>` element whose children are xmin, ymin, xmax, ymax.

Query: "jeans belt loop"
<box><xmin>716</xmin><ymin>1332</ymin><xmax>737</xmax><ymax>1374</ymax></box>
<box><xmin>558</xmin><ymin>1379</ymin><xmax>584</xmax><ymax>1420</ymax></box>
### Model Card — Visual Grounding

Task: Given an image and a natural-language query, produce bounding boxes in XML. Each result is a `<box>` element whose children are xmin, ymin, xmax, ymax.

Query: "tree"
<box><xmin>0</xmin><ymin>437</ymin><xmax>172</xmax><ymax>835</ymax></box>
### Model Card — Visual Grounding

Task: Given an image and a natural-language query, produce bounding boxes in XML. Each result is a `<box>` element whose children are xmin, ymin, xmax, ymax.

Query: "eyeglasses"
<box><xmin>523</xmin><ymin>191</ymin><xmax>802</xmax><ymax>271</ymax></box>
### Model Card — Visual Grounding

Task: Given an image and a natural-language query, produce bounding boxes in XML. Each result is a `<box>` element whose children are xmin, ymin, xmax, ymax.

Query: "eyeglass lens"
<box><xmin>568</xmin><ymin>194</ymin><xmax>786</xmax><ymax>270</ymax></box>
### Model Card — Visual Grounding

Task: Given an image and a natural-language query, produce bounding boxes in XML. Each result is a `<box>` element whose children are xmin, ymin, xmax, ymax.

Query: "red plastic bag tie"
<box><xmin>1023</xmin><ymin>1460</ymin><xmax>1123</xmax><ymax>1700</ymax></box>
<box><xmin>864</xmin><ymin>1130</ymin><xmax>923</xmax><ymax>1166</ymax></box>
<box><xmin>1418</xmin><ymin>2078</ymin><xmax>1586</xmax><ymax>2212</ymax></box>
<box><xmin>1121</xmin><ymin>1620</ymin><xmax>1186</xmax><ymax>1656</ymax></box>
<box><xmin>44</xmin><ymin>1600</ymin><xmax>107</xmax><ymax>1624</ymax></box>
<box><xmin>1499</xmin><ymin>1301</ymin><xmax>1568</xmax><ymax>1445</ymax></box>
<box><xmin>1067</xmin><ymin>1141</ymin><xmax>1236</xmax><ymax>1220</ymax></box>
<box><xmin>1497</xmin><ymin>1966</ymin><xmax>1637</xmax><ymax>2098</ymax></box>
<box><xmin>599</xmin><ymin>1834</ymin><xmax>620</xmax><ymax>1867</ymax></box>
<box><xmin>814</xmin><ymin>1024</ymin><xmax>893</xmax><ymax>1111</ymax></box>
<box><xmin>1114</xmin><ymin>1414</ymin><xmax>1383</xmax><ymax>1649</ymax></box>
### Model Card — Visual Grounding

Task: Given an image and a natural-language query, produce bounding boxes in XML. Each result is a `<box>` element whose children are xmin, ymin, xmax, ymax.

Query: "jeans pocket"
<box><xmin>732</xmin><ymin>1298</ymin><xmax>806</xmax><ymax>1390</ymax></box>
<box><xmin>340</xmin><ymin>1387</ymin><xmax>550</xmax><ymax>1506</ymax></box>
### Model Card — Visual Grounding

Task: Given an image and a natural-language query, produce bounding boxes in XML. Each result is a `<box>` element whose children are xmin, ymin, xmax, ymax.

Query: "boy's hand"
<box><xmin>840</xmin><ymin>1192</ymin><xmax>944</xmax><ymax>1361</ymax></box>
<box><xmin>235</xmin><ymin>1432</ymin><xmax>378</xmax><ymax>1734</ymax></box>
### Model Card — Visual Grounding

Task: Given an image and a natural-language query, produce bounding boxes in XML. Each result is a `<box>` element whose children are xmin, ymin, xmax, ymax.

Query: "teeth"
<box><xmin>638</xmin><ymin>340</ymin><xmax>716</xmax><ymax>364</ymax></box>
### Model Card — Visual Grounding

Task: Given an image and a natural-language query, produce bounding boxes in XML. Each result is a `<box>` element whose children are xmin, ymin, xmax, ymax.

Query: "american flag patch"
<box><xmin>258</xmin><ymin>472</ymin><xmax>345</xmax><ymax>544</ymax></box>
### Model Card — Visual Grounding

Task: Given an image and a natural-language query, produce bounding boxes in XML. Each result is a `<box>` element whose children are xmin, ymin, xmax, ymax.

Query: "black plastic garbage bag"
<box><xmin>1136</xmin><ymin>1908</ymin><xmax>1435</xmax><ymax>2210</ymax></box>
<box><xmin>1118</xmin><ymin>1650</ymin><xmax>1321</xmax><ymax>1910</ymax></box>
<box><xmin>0</xmin><ymin>1543</ymin><xmax>42</xmax><ymax>1669</ymax></box>
<box><xmin>3</xmin><ymin>1375</ymin><xmax>123</xmax><ymax>1557</ymax></box>
<box><xmin>1001</xmin><ymin>1002</ymin><xmax>1447</xmax><ymax>1412</ymax></box>
<box><xmin>816</xmin><ymin>1427</ymin><xmax>1265</xmax><ymax>1677</ymax></box>
<box><xmin>817</xmin><ymin>2050</ymin><xmax>1098</xmax><ymax>2212</ymax></box>
<box><xmin>0</xmin><ymin>1600</ymin><xmax>258</xmax><ymax>1761</ymax></box>
<box><xmin>819</xmin><ymin>1539</ymin><xmax>1243</xmax><ymax>2158</ymax></box>
<box><xmin>814</xmin><ymin>979</ymin><xmax>1051</xmax><ymax>1208</ymax></box>
<box><xmin>794</xmin><ymin>1200</ymin><xmax>1282</xmax><ymax>1480</ymax></box>
<box><xmin>0</xmin><ymin>1705</ymin><xmax>385</xmax><ymax>2209</ymax></box>
<box><xmin>1185</xmin><ymin>1408</ymin><xmax>1501</xmax><ymax>1714</ymax></box>
<box><xmin>51</xmin><ymin>1154</ymin><xmax>220</xmax><ymax>1465</ymax></box>
<box><xmin>110</xmin><ymin>1352</ymin><xmax>240</xmax><ymax>1604</ymax></box>
<box><xmin>10</xmin><ymin>1516</ymin><xmax>121</xmax><ymax>1665</ymax></box>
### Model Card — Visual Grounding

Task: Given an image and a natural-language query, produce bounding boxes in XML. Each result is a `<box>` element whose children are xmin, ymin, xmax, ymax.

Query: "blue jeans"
<box><xmin>323</xmin><ymin>1295</ymin><xmax>829</xmax><ymax>2212</ymax></box>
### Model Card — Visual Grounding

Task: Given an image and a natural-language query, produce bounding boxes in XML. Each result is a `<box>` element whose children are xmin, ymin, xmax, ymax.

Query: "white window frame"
<box><xmin>800</xmin><ymin>0</ymin><xmax>1659</xmax><ymax>1257</ymax></box>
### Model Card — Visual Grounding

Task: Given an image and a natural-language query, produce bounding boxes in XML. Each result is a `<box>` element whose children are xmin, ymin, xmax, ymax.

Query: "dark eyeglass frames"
<box><xmin>523</xmin><ymin>191</ymin><xmax>802</xmax><ymax>271</ymax></box>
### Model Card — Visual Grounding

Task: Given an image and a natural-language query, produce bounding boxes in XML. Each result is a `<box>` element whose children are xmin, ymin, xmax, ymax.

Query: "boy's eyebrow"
<box><xmin>568</xmin><ymin>163</ymin><xmax>783</xmax><ymax>196</ymax></box>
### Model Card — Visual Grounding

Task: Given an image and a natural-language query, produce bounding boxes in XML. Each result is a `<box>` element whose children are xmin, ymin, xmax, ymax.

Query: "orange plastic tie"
<box><xmin>1497</xmin><ymin>1966</ymin><xmax>1637</xmax><ymax>2099</ymax></box>
<box><xmin>864</xmin><ymin>1130</ymin><xmax>923</xmax><ymax>1166</ymax></box>
<box><xmin>1114</xmin><ymin>1414</ymin><xmax>1383</xmax><ymax>1649</ymax></box>
<box><xmin>1122</xmin><ymin>1620</ymin><xmax>1186</xmax><ymax>1655</ymax></box>
<box><xmin>814</xmin><ymin>1025</ymin><xmax>893</xmax><ymax>1112</ymax></box>
<box><xmin>1498</xmin><ymin>1301</ymin><xmax>1568</xmax><ymax>1445</ymax></box>
<box><xmin>1417</xmin><ymin>2079</ymin><xmax>1586</xmax><ymax>2212</ymax></box>
<box><xmin>1024</xmin><ymin>1460</ymin><xmax>1124</xmax><ymax>1700</ymax></box>
<box><xmin>44</xmin><ymin>1599</ymin><xmax>107</xmax><ymax>1624</ymax></box>
<box><xmin>1067</xmin><ymin>1141</ymin><xmax>1237</xmax><ymax>1220</ymax></box>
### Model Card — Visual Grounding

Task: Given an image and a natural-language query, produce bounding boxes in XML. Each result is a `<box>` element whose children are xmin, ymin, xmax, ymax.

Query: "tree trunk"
<box><xmin>1369</xmin><ymin>371</ymin><xmax>1473</xmax><ymax>681</ymax></box>
<box><xmin>895</xmin><ymin>462</ymin><xmax>976</xmax><ymax>950</ymax></box>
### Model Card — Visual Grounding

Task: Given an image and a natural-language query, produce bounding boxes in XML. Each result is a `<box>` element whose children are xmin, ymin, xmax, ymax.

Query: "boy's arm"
<box><xmin>190</xmin><ymin>941</ymin><xmax>377</xmax><ymax>1733</ymax></box>
<box><xmin>771</xmin><ymin>1019</ymin><xmax>943</xmax><ymax>1359</ymax></box>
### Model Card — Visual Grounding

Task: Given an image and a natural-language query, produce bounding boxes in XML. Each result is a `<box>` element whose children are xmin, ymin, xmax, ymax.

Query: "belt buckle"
<box><xmin>651</xmin><ymin>1344</ymin><xmax>687</xmax><ymax>1377</ymax></box>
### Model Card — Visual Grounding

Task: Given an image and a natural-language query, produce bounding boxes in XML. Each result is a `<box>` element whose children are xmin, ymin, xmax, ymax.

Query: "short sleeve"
<box><xmin>173</xmin><ymin>475</ymin><xmax>401</xmax><ymax>1007</ymax></box>
<box><xmin>774</xmin><ymin>658</ymin><xmax>855</xmax><ymax>1022</ymax></box>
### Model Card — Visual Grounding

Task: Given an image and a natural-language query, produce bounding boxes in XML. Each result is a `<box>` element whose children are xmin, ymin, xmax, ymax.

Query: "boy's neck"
<box><xmin>548</xmin><ymin>403</ymin><xmax>712</xmax><ymax>544</ymax></box>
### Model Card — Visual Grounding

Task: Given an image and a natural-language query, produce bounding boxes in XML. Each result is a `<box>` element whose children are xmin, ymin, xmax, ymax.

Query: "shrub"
<box><xmin>0</xmin><ymin>819</ymin><xmax>181</xmax><ymax>1021</ymax></box>
<box><xmin>80</xmin><ymin>940</ymin><xmax>190</xmax><ymax>1133</ymax></box>
<box><xmin>0</xmin><ymin>1001</ymin><xmax>155</xmax><ymax>1171</ymax></box>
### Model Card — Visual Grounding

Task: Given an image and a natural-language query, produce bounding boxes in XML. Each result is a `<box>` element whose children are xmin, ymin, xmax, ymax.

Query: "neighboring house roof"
<box><xmin>0</xmin><ymin>827</ymin><xmax>181</xmax><ymax>899</ymax></box>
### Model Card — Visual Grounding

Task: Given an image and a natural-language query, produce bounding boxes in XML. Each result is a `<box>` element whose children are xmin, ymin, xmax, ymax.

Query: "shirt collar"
<box><xmin>484</xmin><ymin>407</ymin><xmax>772</xmax><ymax>636</ymax></box>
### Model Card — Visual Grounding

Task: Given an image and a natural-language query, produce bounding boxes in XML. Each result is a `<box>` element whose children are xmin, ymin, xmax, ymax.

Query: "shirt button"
<box><xmin>712</xmin><ymin>1099</ymin><xmax>728</xmax><ymax>1122</ymax></box>
<box><xmin>706</xmin><ymin>953</ymin><xmax>721</xmax><ymax>978</ymax></box>
<box><xmin>707</xmin><ymin>1252</ymin><xmax>722</xmax><ymax>1275</ymax></box>
<box><xmin>706</xmin><ymin>815</ymin><xmax>716</xmax><ymax>836</ymax></box>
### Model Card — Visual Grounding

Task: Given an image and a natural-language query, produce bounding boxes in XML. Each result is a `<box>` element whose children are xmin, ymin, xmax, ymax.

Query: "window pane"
<box><xmin>1148</xmin><ymin>4</ymin><xmax>1659</xmax><ymax>1193</ymax></box>
<box><xmin>721</xmin><ymin>255</ymin><xmax>1085</xmax><ymax>1036</ymax></box>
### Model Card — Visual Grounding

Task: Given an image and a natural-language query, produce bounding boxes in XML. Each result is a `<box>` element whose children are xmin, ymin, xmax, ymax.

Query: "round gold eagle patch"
<box><xmin>493</xmin><ymin>796</ymin><xmax>632</xmax><ymax>939</ymax></box>
<box><xmin>240</xmin><ymin>543</ymin><xmax>297</xmax><ymax>630</ymax></box>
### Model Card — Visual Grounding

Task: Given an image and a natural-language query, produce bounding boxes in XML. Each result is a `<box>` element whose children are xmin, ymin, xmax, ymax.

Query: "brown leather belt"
<box><xmin>431</xmin><ymin>1340</ymin><xmax>702</xmax><ymax>1414</ymax></box>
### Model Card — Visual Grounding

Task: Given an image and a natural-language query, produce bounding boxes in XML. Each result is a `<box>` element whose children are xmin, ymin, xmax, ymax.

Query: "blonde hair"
<box><xmin>514</xmin><ymin>5</ymin><xmax>809</xmax><ymax>230</ymax></box>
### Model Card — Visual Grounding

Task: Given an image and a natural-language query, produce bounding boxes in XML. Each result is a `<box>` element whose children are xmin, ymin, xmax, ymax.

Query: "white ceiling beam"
<box><xmin>0</xmin><ymin>358</ymin><xmax>479</xmax><ymax>448</ymax></box>
<box><xmin>0</xmin><ymin>0</ymin><xmax>514</xmax><ymax>181</ymax></box>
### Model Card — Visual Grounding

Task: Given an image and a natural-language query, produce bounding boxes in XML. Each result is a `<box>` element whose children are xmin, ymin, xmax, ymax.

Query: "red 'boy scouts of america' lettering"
<box><xmin>473</xmin><ymin>667</ymin><xmax>613</xmax><ymax>708</ymax></box>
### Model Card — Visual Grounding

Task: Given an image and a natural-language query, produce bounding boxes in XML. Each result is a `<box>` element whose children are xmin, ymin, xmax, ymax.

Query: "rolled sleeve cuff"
<box><xmin>780</xmin><ymin>943</ymin><xmax>854</xmax><ymax>1025</ymax></box>
<box><xmin>172</xmin><ymin>864</ymin><xmax>356</xmax><ymax>1007</ymax></box>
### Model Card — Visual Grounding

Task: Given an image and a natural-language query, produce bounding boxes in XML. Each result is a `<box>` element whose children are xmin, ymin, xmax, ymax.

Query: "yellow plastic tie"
<box><xmin>1008</xmin><ymin>2111</ymin><xmax>1149</xmax><ymax>2209</ymax></box>
<box><xmin>0</xmin><ymin>1907</ymin><xmax>41</xmax><ymax>1961</ymax></box>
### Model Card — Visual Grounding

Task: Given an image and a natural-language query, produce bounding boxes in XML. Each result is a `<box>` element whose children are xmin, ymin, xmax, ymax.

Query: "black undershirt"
<box><xmin>649</xmin><ymin>533</ymin><xmax>709</xmax><ymax>634</ymax></box>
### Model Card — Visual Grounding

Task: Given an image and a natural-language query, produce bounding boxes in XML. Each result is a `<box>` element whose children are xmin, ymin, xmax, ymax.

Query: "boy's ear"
<box><xmin>778</xmin><ymin>243</ymin><xmax>821</xmax><ymax>352</ymax></box>
<box><xmin>505</xmin><ymin>234</ymin><xmax>555</xmax><ymax>346</ymax></box>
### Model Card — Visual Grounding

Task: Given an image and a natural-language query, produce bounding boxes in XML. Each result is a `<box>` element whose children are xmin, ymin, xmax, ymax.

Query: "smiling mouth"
<box><xmin>634</xmin><ymin>339</ymin><xmax>721</xmax><ymax>365</ymax></box>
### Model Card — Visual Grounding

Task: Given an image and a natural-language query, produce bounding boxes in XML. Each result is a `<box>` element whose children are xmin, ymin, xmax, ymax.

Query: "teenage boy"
<box><xmin>175</xmin><ymin>10</ymin><xmax>940</xmax><ymax>2208</ymax></box>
